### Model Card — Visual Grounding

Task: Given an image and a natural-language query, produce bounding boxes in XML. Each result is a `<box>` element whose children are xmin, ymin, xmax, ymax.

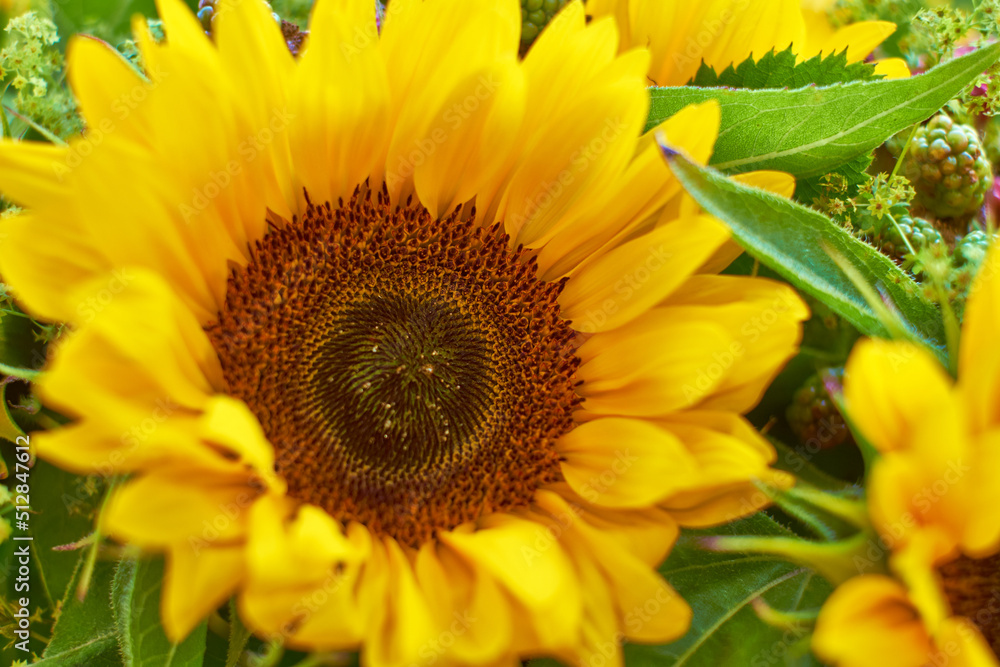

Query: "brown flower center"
<box><xmin>205</xmin><ymin>185</ymin><xmax>581</xmax><ymax>547</ymax></box>
<box><xmin>939</xmin><ymin>553</ymin><xmax>1000</xmax><ymax>655</ymax></box>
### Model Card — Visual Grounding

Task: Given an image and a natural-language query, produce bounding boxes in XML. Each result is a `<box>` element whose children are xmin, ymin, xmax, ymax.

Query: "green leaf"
<box><xmin>113</xmin><ymin>556</ymin><xmax>208</xmax><ymax>667</ymax></box>
<box><xmin>37</xmin><ymin>554</ymin><xmax>122</xmax><ymax>666</ymax></box>
<box><xmin>0</xmin><ymin>308</ymin><xmax>46</xmax><ymax>379</ymax></box>
<box><xmin>661</xmin><ymin>149</ymin><xmax>946</xmax><ymax>355</ymax></box>
<box><xmin>647</xmin><ymin>42</ymin><xmax>1000</xmax><ymax>177</ymax></box>
<box><xmin>793</xmin><ymin>153</ymin><xmax>873</xmax><ymax>206</ymax></box>
<box><xmin>51</xmin><ymin>0</ymin><xmax>159</xmax><ymax>47</ymax></box>
<box><xmin>767</xmin><ymin>438</ymin><xmax>857</xmax><ymax>495</ymax></box>
<box><xmin>29</xmin><ymin>462</ymin><xmax>105</xmax><ymax>611</ymax></box>
<box><xmin>624</xmin><ymin>514</ymin><xmax>831</xmax><ymax>667</ymax></box>
<box><xmin>690</xmin><ymin>47</ymin><xmax>881</xmax><ymax>90</ymax></box>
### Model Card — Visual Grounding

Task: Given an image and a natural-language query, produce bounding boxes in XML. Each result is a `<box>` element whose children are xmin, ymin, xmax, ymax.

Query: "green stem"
<box><xmin>825</xmin><ymin>243</ymin><xmax>914</xmax><ymax>343</ymax></box>
<box><xmin>936</xmin><ymin>282</ymin><xmax>962</xmax><ymax>377</ymax></box>
<box><xmin>0</xmin><ymin>362</ymin><xmax>42</xmax><ymax>381</ymax></box>
<box><xmin>783</xmin><ymin>484</ymin><xmax>870</xmax><ymax>530</ymax></box>
<box><xmin>226</xmin><ymin>598</ymin><xmax>253</xmax><ymax>667</ymax></box>
<box><xmin>290</xmin><ymin>654</ymin><xmax>350</xmax><ymax>667</ymax></box>
<box><xmin>3</xmin><ymin>105</ymin><xmax>67</xmax><ymax>146</ymax></box>
<box><xmin>32</xmin><ymin>413</ymin><xmax>61</xmax><ymax>431</ymax></box>
<box><xmin>0</xmin><ymin>308</ymin><xmax>36</xmax><ymax>320</ymax></box>
<box><xmin>0</xmin><ymin>82</ymin><xmax>12</xmax><ymax>141</ymax></box>
<box><xmin>76</xmin><ymin>477</ymin><xmax>122</xmax><ymax>601</ymax></box>
<box><xmin>254</xmin><ymin>640</ymin><xmax>285</xmax><ymax>667</ymax></box>
<box><xmin>208</xmin><ymin>611</ymin><xmax>230</xmax><ymax>638</ymax></box>
<box><xmin>886</xmin><ymin>212</ymin><xmax>917</xmax><ymax>257</ymax></box>
<box><xmin>703</xmin><ymin>532</ymin><xmax>882</xmax><ymax>585</ymax></box>
<box><xmin>796</xmin><ymin>346</ymin><xmax>845</xmax><ymax>363</ymax></box>
<box><xmin>751</xmin><ymin>597</ymin><xmax>819</xmax><ymax>631</ymax></box>
<box><xmin>890</xmin><ymin>123</ymin><xmax>920</xmax><ymax>182</ymax></box>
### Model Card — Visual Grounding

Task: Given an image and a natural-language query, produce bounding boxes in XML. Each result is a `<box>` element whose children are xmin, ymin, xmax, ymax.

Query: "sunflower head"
<box><xmin>0</xmin><ymin>0</ymin><xmax>807</xmax><ymax>664</ymax></box>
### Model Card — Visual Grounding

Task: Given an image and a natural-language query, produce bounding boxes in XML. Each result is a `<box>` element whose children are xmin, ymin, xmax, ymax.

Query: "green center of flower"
<box><xmin>309</xmin><ymin>292</ymin><xmax>499</xmax><ymax>474</ymax></box>
<box><xmin>205</xmin><ymin>185</ymin><xmax>581</xmax><ymax>547</ymax></box>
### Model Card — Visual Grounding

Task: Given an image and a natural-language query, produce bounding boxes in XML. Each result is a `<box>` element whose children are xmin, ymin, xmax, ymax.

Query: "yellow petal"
<box><xmin>559</xmin><ymin>215</ymin><xmax>730</xmax><ymax>333</ymax></box>
<box><xmin>964</xmin><ymin>429</ymin><xmax>1000</xmax><ymax>557</ymax></box>
<box><xmin>381</xmin><ymin>0</ymin><xmax>519</xmax><ymax>204</ymax></box>
<box><xmin>937</xmin><ymin>618</ymin><xmax>1000</xmax><ymax>667</ymax></box>
<box><xmin>102</xmin><ymin>474</ymin><xmax>254</xmax><ymax>547</ymax></box>
<box><xmin>245</xmin><ymin>495</ymin><xmax>358</xmax><ymax>589</ymax></box>
<box><xmin>576</xmin><ymin>308</ymin><xmax>733</xmax><ymax>415</ymax></box>
<box><xmin>662</xmin><ymin>275</ymin><xmax>809</xmax><ymax>413</ymax></box>
<box><xmin>441</xmin><ymin>515</ymin><xmax>582</xmax><ymax>648</ymax></box>
<box><xmin>538</xmin><ymin>100</ymin><xmax>721</xmax><ymax>281</ymax></box>
<box><xmin>0</xmin><ymin>213</ymin><xmax>105</xmax><ymax>323</ymax></box>
<box><xmin>635</xmin><ymin>1</ymin><xmax>806</xmax><ymax>87</ymax></box>
<box><xmin>163</xmin><ymin>543</ymin><xmax>246</xmax><ymax>641</ymax></box>
<box><xmin>214</xmin><ymin>0</ymin><xmax>298</xmax><ymax>218</ymax></box>
<box><xmin>200</xmin><ymin>395</ymin><xmax>283</xmax><ymax>491</ymax></box>
<box><xmin>960</xmin><ymin>240</ymin><xmax>1000</xmax><ymax>434</ymax></box>
<box><xmin>559</xmin><ymin>545</ymin><xmax>623</xmax><ymax>667</ymax></box>
<box><xmin>867</xmin><ymin>455</ymin><xmax>959</xmax><ymax>565</ymax></box>
<box><xmin>412</xmin><ymin>60</ymin><xmax>525</xmax><ymax>218</ymax></box>
<box><xmin>505</xmin><ymin>9</ymin><xmax>649</xmax><ymax>246</ymax></box>
<box><xmin>0</xmin><ymin>140</ymin><xmax>70</xmax><ymax>208</ymax></box>
<box><xmin>290</xmin><ymin>0</ymin><xmax>390</xmax><ymax>206</ymax></box>
<box><xmin>660</xmin><ymin>409</ymin><xmax>776</xmax><ymax>460</ymax></box>
<box><xmin>558</xmin><ymin>418</ymin><xmax>699</xmax><ymax>507</ymax></box>
<box><xmin>874</xmin><ymin>58</ymin><xmax>911</xmax><ymax>80</ymax></box>
<box><xmin>67</xmin><ymin>36</ymin><xmax>152</xmax><ymax>146</ymax></box>
<box><xmin>241</xmin><ymin>497</ymin><xmax>370</xmax><ymax>648</ymax></box>
<box><xmin>734</xmin><ymin>170</ymin><xmax>796</xmax><ymax>198</ymax></box>
<box><xmin>659</xmin><ymin>472</ymin><xmax>792</xmax><ymax>527</ymax></box>
<box><xmin>414</xmin><ymin>545</ymin><xmax>511</xmax><ymax>664</ymax></box>
<box><xmin>654</xmin><ymin>418</ymin><xmax>791</xmax><ymax>526</ymax></box>
<box><xmin>537</xmin><ymin>491</ymin><xmax>691</xmax><ymax>643</ymax></box>
<box><xmin>508</xmin><ymin>66</ymin><xmax>649</xmax><ymax>247</ymax></box>
<box><xmin>844</xmin><ymin>339</ymin><xmax>953</xmax><ymax>453</ymax></box>
<box><xmin>38</xmin><ymin>270</ymin><xmax>223</xmax><ymax>427</ymax></box>
<box><xmin>813</xmin><ymin>575</ymin><xmax>933</xmax><ymax>667</ymax></box>
<box><xmin>812</xmin><ymin>21</ymin><xmax>897</xmax><ymax>64</ymax></box>
<box><xmin>366</xmin><ymin>539</ymin><xmax>438</xmax><ymax>667</ymax></box>
<box><xmin>890</xmin><ymin>535</ymin><xmax>950</xmax><ymax>634</ymax></box>
<box><xmin>157</xmin><ymin>0</ymin><xmax>215</xmax><ymax>55</ymax></box>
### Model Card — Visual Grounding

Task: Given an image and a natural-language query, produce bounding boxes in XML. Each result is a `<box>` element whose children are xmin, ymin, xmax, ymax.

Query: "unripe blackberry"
<box><xmin>955</xmin><ymin>230</ymin><xmax>995</xmax><ymax>267</ymax></box>
<box><xmin>879</xmin><ymin>214</ymin><xmax>943</xmax><ymax>261</ymax></box>
<box><xmin>785</xmin><ymin>372</ymin><xmax>851</xmax><ymax>451</ymax></box>
<box><xmin>904</xmin><ymin>115</ymin><xmax>992</xmax><ymax>219</ymax></box>
<box><xmin>521</xmin><ymin>0</ymin><xmax>569</xmax><ymax>51</ymax></box>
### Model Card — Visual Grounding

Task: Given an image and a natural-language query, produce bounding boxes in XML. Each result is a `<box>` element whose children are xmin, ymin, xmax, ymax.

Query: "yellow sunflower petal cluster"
<box><xmin>587</xmin><ymin>0</ymin><xmax>909</xmax><ymax>87</ymax></box>
<box><xmin>0</xmin><ymin>0</ymin><xmax>808</xmax><ymax>665</ymax></box>
<box><xmin>813</xmin><ymin>242</ymin><xmax>1000</xmax><ymax>667</ymax></box>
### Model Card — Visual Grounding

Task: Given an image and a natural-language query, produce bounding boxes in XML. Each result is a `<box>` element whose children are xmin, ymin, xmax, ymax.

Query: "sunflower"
<box><xmin>0</xmin><ymin>0</ymin><xmax>808</xmax><ymax>664</ymax></box>
<box><xmin>586</xmin><ymin>0</ymin><xmax>909</xmax><ymax>87</ymax></box>
<box><xmin>812</xmin><ymin>242</ymin><xmax>1000</xmax><ymax>666</ymax></box>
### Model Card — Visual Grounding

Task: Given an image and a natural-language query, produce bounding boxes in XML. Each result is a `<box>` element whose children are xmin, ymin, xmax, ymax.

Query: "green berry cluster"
<box><xmin>904</xmin><ymin>115</ymin><xmax>992</xmax><ymax>219</ymax></box>
<box><xmin>879</xmin><ymin>214</ymin><xmax>943</xmax><ymax>262</ymax></box>
<box><xmin>520</xmin><ymin>0</ymin><xmax>569</xmax><ymax>51</ymax></box>
<box><xmin>909</xmin><ymin>230</ymin><xmax>997</xmax><ymax>321</ymax></box>
<box><xmin>785</xmin><ymin>372</ymin><xmax>851</xmax><ymax>451</ymax></box>
<box><xmin>955</xmin><ymin>230</ymin><xmax>993</xmax><ymax>268</ymax></box>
